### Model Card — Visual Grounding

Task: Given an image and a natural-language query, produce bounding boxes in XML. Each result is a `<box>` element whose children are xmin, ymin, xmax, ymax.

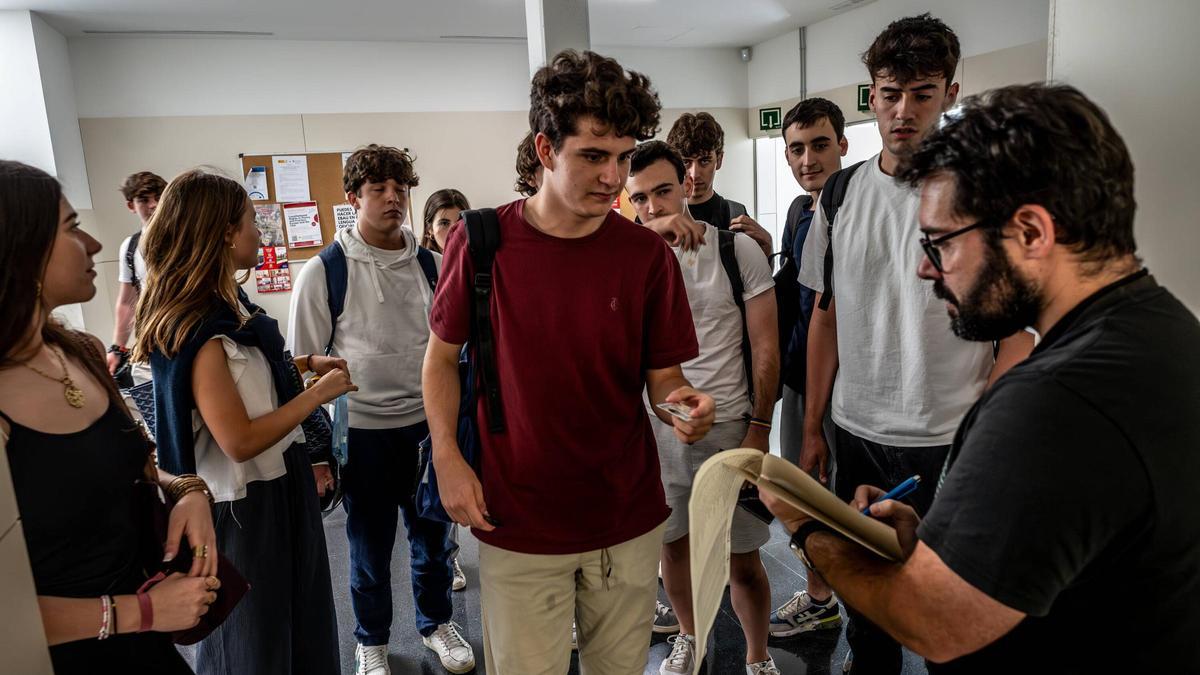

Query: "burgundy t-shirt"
<box><xmin>430</xmin><ymin>199</ymin><xmax>699</xmax><ymax>554</ymax></box>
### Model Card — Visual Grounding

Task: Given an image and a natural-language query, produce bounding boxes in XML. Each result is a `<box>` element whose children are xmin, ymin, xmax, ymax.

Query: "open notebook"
<box><xmin>687</xmin><ymin>448</ymin><xmax>902</xmax><ymax>674</ymax></box>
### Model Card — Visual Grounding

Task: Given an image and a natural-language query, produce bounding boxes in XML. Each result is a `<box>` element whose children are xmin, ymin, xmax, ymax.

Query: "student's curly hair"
<box><xmin>119</xmin><ymin>171</ymin><xmax>167</xmax><ymax>202</ymax></box>
<box><xmin>900</xmin><ymin>84</ymin><xmax>1137</xmax><ymax>270</ymax></box>
<box><xmin>343</xmin><ymin>144</ymin><xmax>420</xmax><ymax>195</ymax></box>
<box><xmin>862</xmin><ymin>13</ymin><xmax>960</xmax><ymax>86</ymax></box>
<box><xmin>514</xmin><ymin>132</ymin><xmax>539</xmax><ymax>196</ymax></box>
<box><xmin>666</xmin><ymin>112</ymin><xmax>725</xmax><ymax>158</ymax></box>
<box><xmin>529</xmin><ymin>50</ymin><xmax>661</xmax><ymax>151</ymax></box>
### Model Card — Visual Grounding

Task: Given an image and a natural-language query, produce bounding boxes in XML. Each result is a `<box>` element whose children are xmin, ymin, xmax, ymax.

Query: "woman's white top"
<box><xmin>191</xmin><ymin>336</ymin><xmax>304</xmax><ymax>502</ymax></box>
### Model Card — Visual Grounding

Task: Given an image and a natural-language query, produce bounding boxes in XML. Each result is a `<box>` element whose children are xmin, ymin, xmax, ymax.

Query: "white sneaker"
<box><xmin>659</xmin><ymin>633</ymin><xmax>696</xmax><ymax>674</ymax></box>
<box><xmin>422</xmin><ymin>622</ymin><xmax>476</xmax><ymax>674</ymax></box>
<box><xmin>747</xmin><ymin>657</ymin><xmax>781</xmax><ymax>675</ymax></box>
<box><xmin>355</xmin><ymin>643</ymin><xmax>390</xmax><ymax>675</ymax></box>
<box><xmin>452</xmin><ymin>557</ymin><xmax>467</xmax><ymax>592</ymax></box>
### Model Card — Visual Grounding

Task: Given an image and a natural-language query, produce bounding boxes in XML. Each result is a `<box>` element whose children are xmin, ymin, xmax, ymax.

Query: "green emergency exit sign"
<box><xmin>857</xmin><ymin>84</ymin><xmax>871</xmax><ymax>112</ymax></box>
<box><xmin>759</xmin><ymin>107</ymin><xmax>782</xmax><ymax>131</ymax></box>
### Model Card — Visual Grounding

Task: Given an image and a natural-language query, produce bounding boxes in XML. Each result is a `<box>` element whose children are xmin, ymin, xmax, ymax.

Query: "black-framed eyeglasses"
<box><xmin>919</xmin><ymin>220</ymin><xmax>989</xmax><ymax>274</ymax></box>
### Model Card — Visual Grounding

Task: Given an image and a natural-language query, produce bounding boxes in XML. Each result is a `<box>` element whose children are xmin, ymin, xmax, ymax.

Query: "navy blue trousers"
<box><xmin>343</xmin><ymin>422</ymin><xmax>456</xmax><ymax>644</ymax></box>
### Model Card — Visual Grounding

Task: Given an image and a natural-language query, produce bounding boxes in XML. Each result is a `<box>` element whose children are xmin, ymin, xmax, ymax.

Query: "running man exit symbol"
<box><xmin>759</xmin><ymin>107</ymin><xmax>782</xmax><ymax>131</ymax></box>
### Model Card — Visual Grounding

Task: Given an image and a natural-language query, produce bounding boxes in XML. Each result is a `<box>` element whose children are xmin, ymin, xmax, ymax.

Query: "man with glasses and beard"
<box><xmin>764</xmin><ymin>83</ymin><xmax>1200</xmax><ymax>674</ymax></box>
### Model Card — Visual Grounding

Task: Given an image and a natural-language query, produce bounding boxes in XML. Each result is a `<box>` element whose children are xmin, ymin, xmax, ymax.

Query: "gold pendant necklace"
<box><xmin>21</xmin><ymin>345</ymin><xmax>86</xmax><ymax>409</ymax></box>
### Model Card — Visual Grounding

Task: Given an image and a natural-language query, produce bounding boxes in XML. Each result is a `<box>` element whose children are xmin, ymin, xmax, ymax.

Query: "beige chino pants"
<box><xmin>478</xmin><ymin>522</ymin><xmax>666</xmax><ymax>675</ymax></box>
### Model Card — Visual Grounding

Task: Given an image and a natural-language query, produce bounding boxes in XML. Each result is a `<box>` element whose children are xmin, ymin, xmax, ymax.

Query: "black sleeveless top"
<box><xmin>2</xmin><ymin>400</ymin><xmax>151</xmax><ymax>597</ymax></box>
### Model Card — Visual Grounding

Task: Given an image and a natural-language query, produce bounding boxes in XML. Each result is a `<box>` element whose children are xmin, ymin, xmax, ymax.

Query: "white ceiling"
<box><xmin>2</xmin><ymin>0</ymin><xmax>873</xmax><ymax>48</ymax></box>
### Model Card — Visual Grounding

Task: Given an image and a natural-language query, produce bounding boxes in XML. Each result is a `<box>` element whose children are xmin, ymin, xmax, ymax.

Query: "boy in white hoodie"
<box><xmin>287</xmin><ymin>145</ymin><xmax>474</xmax><ymax>675</ymax></box>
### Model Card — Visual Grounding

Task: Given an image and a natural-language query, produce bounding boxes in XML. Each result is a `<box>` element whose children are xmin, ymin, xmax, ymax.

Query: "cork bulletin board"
<box><xmin>238</xmin><ymin>152</ymin><xmax>348</xmax><ymax>261</ymax></box>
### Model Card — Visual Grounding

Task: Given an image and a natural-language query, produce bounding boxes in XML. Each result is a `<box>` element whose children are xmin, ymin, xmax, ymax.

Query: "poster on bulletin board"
<box><xmin>255</xmin><ymin>246</ymin><xmax>292</xmax><ymax>293</ymax></box>
<box><xmin>283</xmin><ymin>202</ymin><xmax>322</xmax><ymax>248</ymax></box>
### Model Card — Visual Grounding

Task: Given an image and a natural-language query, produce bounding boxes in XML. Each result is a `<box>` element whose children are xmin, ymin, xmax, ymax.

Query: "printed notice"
<box><xmin>272</xmin><ymin>155</ymin><xmax>310</xmax><ymax>203</ymax></box>
<box><xmin>244</xmin><ymin>166</ymin><xmax>269</xmax><ymax>200</ymax></box>
<box><xmin>254</xmin><ymin>204</ymin><xmax>285</xmax><ymax>247</ymax></box>
<box><xmin>283</xmin><ymin>201</ymin><xmax>323</xmax><ymax>248</ymax></box>
<box><xmin>255</xmin><ymin>246</ymin><xmax>292</xmax><ymax>293</ymax></box>
<box><xmin>333</xmin><ymin>203</ymin><xmax>357</xmax><ymax>230</ymax></box>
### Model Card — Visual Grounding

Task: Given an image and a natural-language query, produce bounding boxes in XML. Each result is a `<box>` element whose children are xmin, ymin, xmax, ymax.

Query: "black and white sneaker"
<box><xmin>768</xmin><ymin>591</ymin><xmax>842</xmax><ymax>637</ymax></box>
<box><xmin>653</xmin><ymin>599</ymin><xmax>681</xmax><ymax>634</ymax></box>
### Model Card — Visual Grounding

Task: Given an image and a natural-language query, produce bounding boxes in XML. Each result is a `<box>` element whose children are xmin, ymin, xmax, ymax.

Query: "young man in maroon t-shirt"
<box><xmin>424</xmin><ymin>50</ymin><xmax>716</xmax><ymax>675</ymax></box>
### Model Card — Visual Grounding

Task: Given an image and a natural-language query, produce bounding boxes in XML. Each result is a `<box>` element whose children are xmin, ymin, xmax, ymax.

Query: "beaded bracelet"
<box><xmin>98</xmin><ymin>594</ymin><xmax>112</xmax><ymax>640</ymax></box>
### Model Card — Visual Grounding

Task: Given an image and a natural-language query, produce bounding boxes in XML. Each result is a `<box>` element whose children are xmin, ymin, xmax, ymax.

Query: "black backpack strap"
<box><xmin>462</xmin><ymin>208</ymin><xmax>505</xmax><ymax>433</ymax></box>
<box><xmin>126</xmin><ymin>231</ymin><xmax>142</xmax><ymax>293</ymax></box>
<box><xmin>416</xmin><ymin>246</ymin><xmax>439</xmax><ymax>291</ymax></box>
<box><xmin>816</xmin><ymin>160</ymin><xmax>866</xmax><ymax>311</ymax></box>
<box><xmin>317</xmin><ymin>241</ymin><xmax>348</xmax><ymax>356</ymax></box>
<box><xmin>718</xmin><ymin>230</ymin><xmax>755</xmax><ymax>406</ymax></box>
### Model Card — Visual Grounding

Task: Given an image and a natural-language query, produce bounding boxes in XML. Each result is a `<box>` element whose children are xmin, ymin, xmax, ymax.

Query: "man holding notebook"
<box><xmin>765</xmin><ymin>84</ymin><xmax>1200</xmax><ymax>674</ymax></box>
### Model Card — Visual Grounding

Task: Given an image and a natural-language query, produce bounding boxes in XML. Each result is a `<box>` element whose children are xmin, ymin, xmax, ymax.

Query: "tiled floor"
<box><xmin>321</xmin><ymin>510</ymin><xmax>927</xmax><ymax>675</ymax></box>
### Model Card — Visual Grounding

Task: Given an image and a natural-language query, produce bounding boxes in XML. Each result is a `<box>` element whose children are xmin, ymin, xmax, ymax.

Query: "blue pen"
<box><xmin>861</xmin><ymin>475</ymin><xmax>921</xmax><ymax>516</ymax></box>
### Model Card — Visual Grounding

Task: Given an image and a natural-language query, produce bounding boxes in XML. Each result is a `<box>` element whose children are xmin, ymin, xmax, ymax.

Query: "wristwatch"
<box><xmin>789</xmin><ymin>520</ymin><xmax>836</xmax><ymax>569</ymax></box>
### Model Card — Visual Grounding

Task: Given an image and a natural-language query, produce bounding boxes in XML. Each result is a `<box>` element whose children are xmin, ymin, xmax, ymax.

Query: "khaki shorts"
<box><xmin>479</xmin><ymin>522</ymin><xmax>666</xmax><ymax>675</ymax></box>
<box><xmin>655</xmin><ymin>418</ymin><xmax>771</xmax><ymax>554</ymax></box>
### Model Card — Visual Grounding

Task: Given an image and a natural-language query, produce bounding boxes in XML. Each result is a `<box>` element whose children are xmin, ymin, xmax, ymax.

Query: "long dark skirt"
<box><xmin>194</xmin><ymin>443</ymin><xmax>340</xmax><ymax>675</ymax></box>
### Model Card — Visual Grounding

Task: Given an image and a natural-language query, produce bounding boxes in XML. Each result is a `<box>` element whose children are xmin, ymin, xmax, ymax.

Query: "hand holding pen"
<box><xmin>861</xmin><ymin>475</ymin><xmax>921</xmax><ymax>516</ymax></box>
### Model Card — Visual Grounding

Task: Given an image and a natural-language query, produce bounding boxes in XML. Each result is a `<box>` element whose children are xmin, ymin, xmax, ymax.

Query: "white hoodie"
<box><xmin>286</xmin><ymin>225</ymin><xmax>439</xmax><ymax>429</ymax></box>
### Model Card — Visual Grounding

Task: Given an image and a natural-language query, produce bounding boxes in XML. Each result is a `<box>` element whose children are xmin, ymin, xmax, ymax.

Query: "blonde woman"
<box><xmin>0</xmin><ymin>161</ymin><xmax>215</xmax><ymax>673</ymax></box>
<box><xmin>134</xmin><ymin>169</ymin><xmax>355</xmax><ymax>674</ymax></box>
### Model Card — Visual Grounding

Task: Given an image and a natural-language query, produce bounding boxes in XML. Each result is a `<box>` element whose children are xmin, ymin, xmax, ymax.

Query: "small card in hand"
<box><xmin>657</xmin><ymin>402</ymin><xmax>693</xmax><ymax>422</ymax></box>
<box><xmin>737</xmin><ymin>483</ymin><xmax>774</xmax><ymax>524</ymax></box>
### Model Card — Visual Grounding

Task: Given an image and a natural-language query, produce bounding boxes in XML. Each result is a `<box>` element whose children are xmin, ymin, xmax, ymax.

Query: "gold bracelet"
<box><xmin>166</xmin><ymin>474</ymin><xmax>214</xmax><ymax>506</ymax></box>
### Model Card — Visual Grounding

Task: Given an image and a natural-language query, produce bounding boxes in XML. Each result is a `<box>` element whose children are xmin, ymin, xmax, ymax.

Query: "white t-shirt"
<box><xmin>117</xmin><ymin>232</ymin><xmax>148</xmax><ymax>286</ymax></box>
<box><xmin>191</xmin><ymin>336</ymin><xmax>305</xmax><ymax>502</ymax></box>
<box><xmin>798</xmin><ymin>154</ymin><xmax>992</xmax><ymax>446</ymax></box>
<box><xmin>670</xmin><ymin>224</ymin><xmax>774</xmax><ymax>422</ymax></box>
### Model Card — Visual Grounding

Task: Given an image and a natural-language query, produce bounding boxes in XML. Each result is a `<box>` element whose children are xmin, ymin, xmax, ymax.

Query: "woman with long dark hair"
<box><xmin>0</xmin><ymin>161</ymin><xmax>217</xmax><ymax>673</ymax></box>
<box><xmin>133</xmin><ymin>169</ymin><xmax>354</xmax><ymax>674</ymax></box>
<box><xmin>420</xmin><ymin>188</ymin><xmax>470</xmax><ymax>253</ymax></box>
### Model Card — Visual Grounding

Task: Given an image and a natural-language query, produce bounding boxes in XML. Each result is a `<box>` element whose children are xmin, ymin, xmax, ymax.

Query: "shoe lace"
<box><xmin>359</xmin><ymin>646</ymin><xmax>387</xmax><ymax>671</ymax></box>
<box><xmin>434</xmin><ymin>622</ymin><xmax>468</xmax><ymax>652</ymax></box>
<box><xmin>750</xmin><ymin>661</ymin><xmax>781</xmax><ymax>675</ymax></box>
<box><xmin>778</xmin><ymin>591</ymin><xmax>809</xmax><ymax>617</ymax></box>
<box><xmin>665</xmin><ymin>635</ymin><xmax>694</xmax><ymax>669</ymax></box>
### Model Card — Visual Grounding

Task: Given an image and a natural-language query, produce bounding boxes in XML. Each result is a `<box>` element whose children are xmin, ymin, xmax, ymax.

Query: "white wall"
<box><xmin>803</xmin><ymin>0</ymin><xmax>1049</xmax><ymax>93</ymax></box>
<box><xmin>31</xmin><ymin>13</ymin><xmax>91</xmax><ymax>208</ymax></box>
<box><xmin>1050</xmin><ymin>0</ymin><xmax>1200</xmax><ymax>311</ymax></box>
<box><xmin>69</xmin><ymin>37</ymin><xmax>748</xmax><ymax>118</ymax></box>
<box><xmin>747</xmin><ymin>29</ymin><xmax>800</xmax><ymax>107</ymax></box>
<box><xmin>0</xmin><ymin>12</ymin><xmax>55</xmax><ymax>171</ymax></box>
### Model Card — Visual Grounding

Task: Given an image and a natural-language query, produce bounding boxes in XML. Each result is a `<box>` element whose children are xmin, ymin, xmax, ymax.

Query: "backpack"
<box><xmin>717</xmin><ymin>229</ymin><xmax>760</xmax><ymax>405</ymax></box>
<box><xmin>771</xmin><ymin>195</ymin><xmax>813</xmax><ymax>396</ymax></box>
<box><xmin>126</xmin><ymin>230</ymin><xmax>142</xmax><ymax>293</ymax></box>
<box><xmin>816</xmin><ymin>160</ymin><xmax>866</xmax><ymax>311</ymax></box>
<box><xmin>312</xmin><ymin>238</ymin><xmax>438</xmax><ymax>515</ymax></box>
<box><xmin>415</xmin><ymin>208</ymin><xmax>504</xmax><ymax>523</ymax></box>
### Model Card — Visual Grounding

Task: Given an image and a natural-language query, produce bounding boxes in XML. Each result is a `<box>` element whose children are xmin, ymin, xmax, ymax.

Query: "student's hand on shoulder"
<box><xmin>665</xmin><ymin>386</ymin><xmax>715</xmax><ymax>443</ymax></box>
<box><xmin>730</xmin><ymin>215</ymin><xmax>773</xmax><ymax>257</ymax></box>
<box><xmin>645</xmin><ymin>213</ymin><xmax>706</xmax><ymax>251</ymax></box>
<box><xmin>851</xmin><ymin>485</ymin><xmax>921</xmax><ymax>557</ymax></box>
